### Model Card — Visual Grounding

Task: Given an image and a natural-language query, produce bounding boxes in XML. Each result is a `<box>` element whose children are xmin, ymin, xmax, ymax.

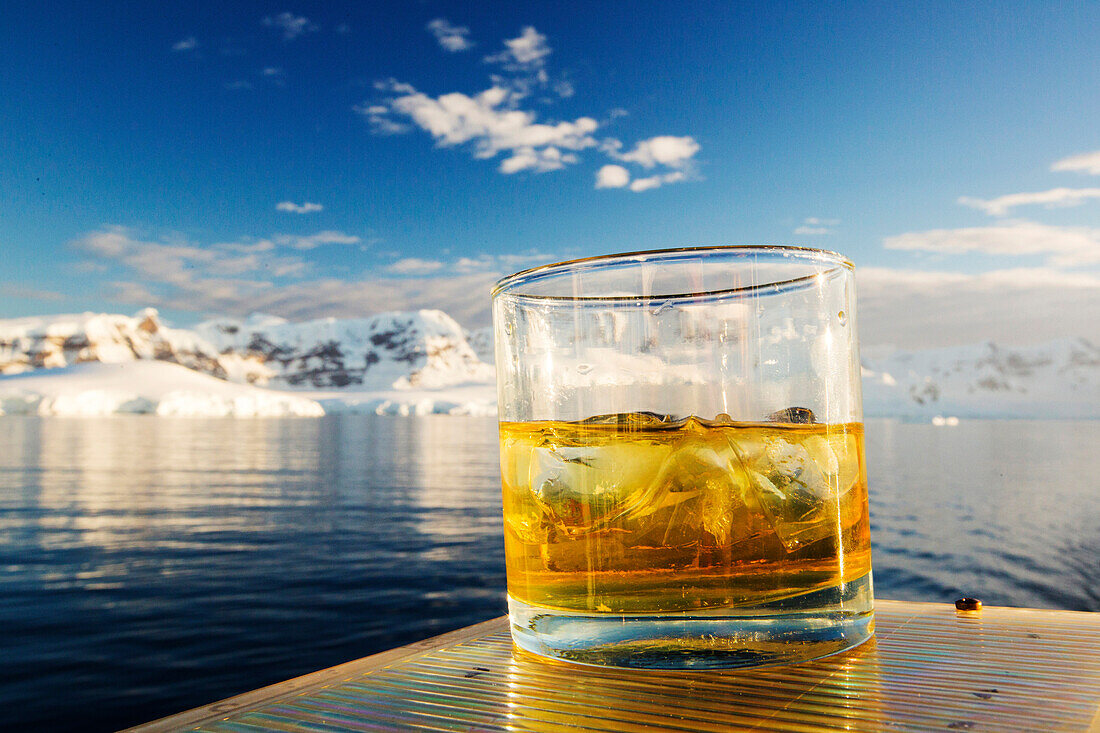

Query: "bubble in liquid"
<box><xmin>651</xmin><ymin>300</ymin><xmax>674</xmax><ymax>316</ymax></box>
<box><xmin>576</xmin><ymin>363</ymin><xmax>593</xmax><ymax>374</ymax></box>
<box><xmin>837</xmin><ymin>310</ymin><xmax>847</xmax><ymax>325</ymax></box>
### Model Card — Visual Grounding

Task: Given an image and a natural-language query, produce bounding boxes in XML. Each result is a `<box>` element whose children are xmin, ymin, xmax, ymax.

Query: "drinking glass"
<box><xmin>492</xmin><ymin>246</ymin><xmax>873</xmax><ymax>669</ymax></box>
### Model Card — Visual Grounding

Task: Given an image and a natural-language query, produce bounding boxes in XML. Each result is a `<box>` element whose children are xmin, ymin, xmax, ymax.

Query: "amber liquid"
<box><xmin>501</xmin><ymin>415</ymin><xmax>871</xmax><ymax>614</ymax></box>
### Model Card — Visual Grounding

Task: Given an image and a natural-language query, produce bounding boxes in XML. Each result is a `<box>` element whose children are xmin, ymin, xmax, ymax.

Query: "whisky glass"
<box><xmin>492</xmin><ymin>245</ymin><xmax>873</xmax><ymax>668</ymax></box>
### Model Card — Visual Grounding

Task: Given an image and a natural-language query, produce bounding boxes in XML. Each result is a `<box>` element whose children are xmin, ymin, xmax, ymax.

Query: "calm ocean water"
<box><xmin>0</xmin><ymin>416</ymin><xmax>1096</xmax><ymax>731</ymax></box>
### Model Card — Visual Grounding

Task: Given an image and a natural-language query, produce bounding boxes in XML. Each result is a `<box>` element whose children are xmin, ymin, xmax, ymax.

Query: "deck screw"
<box><xmin>955</xmin><ymin>597</ymin><xmax>982</xmax><ymax>612</ymax></box>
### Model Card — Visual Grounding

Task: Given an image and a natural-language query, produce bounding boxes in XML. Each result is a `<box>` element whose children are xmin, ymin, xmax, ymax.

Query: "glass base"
<box><xmin>508</xmin><ymin>573</ymin><xmax>874</xmax><ymax>670</ymax></box>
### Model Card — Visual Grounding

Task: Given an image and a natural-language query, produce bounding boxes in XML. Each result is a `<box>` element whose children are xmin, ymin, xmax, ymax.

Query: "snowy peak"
<box><xmin>195</xmin><ymin>309</ymin><xmax>494</xmax><ymax>390</ymax></box>
<box><xmin>861</xmin><ymin>338</ymin><xmax>1100</xmax><ymax>419</ymax></box>
<box><xmin>0</xmin><ymin>309</ymin><xmax>243</xmax><ymax>379</ymax></box>
<box><xmin>0</xmin><ymin>308</ymin><xmax>494</xmax><ymax>392</ymax></box>
<box><xmin>2</xmin><ymin>308</ymin><xmax>1096</xmax><ymax>419</ymax></box>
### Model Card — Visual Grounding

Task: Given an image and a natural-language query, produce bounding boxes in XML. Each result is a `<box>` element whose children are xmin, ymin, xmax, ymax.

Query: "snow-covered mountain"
<box><xmin>0</xmin><ymin>309</ymin><xmax>262</xmax><ymax>381</ymax></box>
<box><xmin>861</xmin><ymin>338</ymin><xmax>1100</xmax><ymax>419</ymax></box>
<box><xmin>0</xmin><ymin>308</ymin><xmax>1096</xmax><ymax>418</ymax></box>
<box><xmin>0</xmin><ymin>308</ymin><xmax>493</xmax><ymax>391</ymax></box>
<box><xmin>195</xmin><ymin>310</ymin><xmax>494</xmax><ymax>390</ymax></box>
<box><xmin>464</xmin><ymin>326</ymin><xmax>495</xmax><ymax>364</ymax></box>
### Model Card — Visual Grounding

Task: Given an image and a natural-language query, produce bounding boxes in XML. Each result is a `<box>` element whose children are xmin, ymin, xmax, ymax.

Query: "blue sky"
<box><xmin>1</xmin><ymin>2</ymin><xmax>1098</xmax><ymax>348</ymax></box>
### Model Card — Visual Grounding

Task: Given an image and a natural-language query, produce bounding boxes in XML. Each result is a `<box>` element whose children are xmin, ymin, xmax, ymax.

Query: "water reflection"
<box><xmin>865</xmin><ymin>419</ymin><xmax>1100</xmax><ymax>611</ymax></box>
<box><xmin>0</xmin><ymin>415</ymin><xmax>506</xmax><ymax>732</ymax></box>
<box><xmin>0</xmin><ymin>416</ymin><xmax>1096</xmax><ymax>731</ymax></box>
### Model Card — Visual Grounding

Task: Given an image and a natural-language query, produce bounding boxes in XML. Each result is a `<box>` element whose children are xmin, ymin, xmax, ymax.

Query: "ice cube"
<box><xmin>635</xmin><ymin>435</ymin><xmax>767</xmax><ymax>549</ymax></box>
<box><xmin>576</xmin><ymin>411</ymin><xmax>674</xmax><ymax>427</ymax></box>
<box><xmin>527</xmin><ymin>440</ymin><xmax>668</xmax><ymax>535</ymax></box>
<box><xmin>767</xmin><ymin>406</ymin><xmax>816</xmax><ymax>424</ymax></box>
<box><xmin>744</xmin><ymin>436</ymin><xmax>839</xmax><ymax>552</ymax></box>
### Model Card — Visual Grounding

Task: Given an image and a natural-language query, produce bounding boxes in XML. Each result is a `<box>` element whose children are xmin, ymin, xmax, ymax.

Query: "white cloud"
<box><xmin>610</xmin><ymin>135</ymin><xmax>700</xmax><ymax>169</ymax></box>
<box><xmin>629</xmin><ymin>171</ymin><xmax>686</xmax><ymax>192</ymax></box>
<box><xmin>553</xmin><ymin>80</ymin><xmax>575</xmax><ymax>98</ymax></box>
<box><xmin>595</xmin><ymin>164</ymin><xmax>629</xmax><ymax>189</ymax></box>
<box><xmin>364</xmin><ymin>27</ymin><xmax>700</xmax><ymax>190</ymax></box>
<box><xmin>387</xmin><ymin>258</ymin><xmax>445</xmax><ymax>274</ymax></box>
<box><xmin>274</xmin><ymin>231</ymin><xmax>360</xmax><ymax>250</ymax></box>
<box><xmin>276</xmin><ymin>201</ymin><xmax>323</xmax><ymax>214</ymax></box>
<box><xmin>499</xmin><ymin>146</ymin><xmax>577</xmax><ymax>173</ymax></box>
<box><xmin>485</xmin><ymin>26</ymin><xmax>550</xmax><ymax>68</ymax></box>
<box><xmin>172</xmin><ymin>37</ymin><xmax>198</xmax><ymax>52</ymax></box>
<box><xmin>262</xmin><ymin>12</ymin><xmax>318</xmax><ymax>41</ymax></box>
<box><xmin>958</xmin><ymin>188</ymin><xmax>1100</xmax><ymax>216</ymax></box>
<box><xmin>354</xmin><ymin>103</ymin><xmax>410</xmax><ymax>135</ymax></box>
<box><xmin>598</xmin><ymin>136</ymin><xmax>700</xmax><ymax>191</ymax></box>
<box><xmin>856</xmin><ymin>266</ymin><xmax>1100</xmax><ymax>349</ymax></box>
<box><xmin>884</xmin><ymin>220</ymin><xmax>1100</xmax><ymax>267</ymax></box>
<box><xmin>426</xmin><ymin>19</ymin><xmax>473</xmax><ymax>52</ymax></box>
<box><xmin>1051</xmin><ymin>150</ymin><xmax>1100</xmax><ymax>175</ymax></box>
<box><xmin>794</xmin><ymin>217</ymin><xmax>839</xmax><ymax>235</ymax></box>
<box><xmin>364</xmin><ymin>83</ymin><xmax>598</xmax><ymax>171</ymax></box>
<box><xmin>224</xmin><ymin>80</ymin><xmax>253</xmax><ymax>91</ymax></box>
<box><xmin>450</xmin><ymin>252</ymin><xmax>549</xmax><ymax>274</ymax></box>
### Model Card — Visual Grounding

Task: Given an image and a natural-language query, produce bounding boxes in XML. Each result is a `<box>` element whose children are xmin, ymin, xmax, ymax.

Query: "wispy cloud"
<box><xmin>224</xmin><ymin>80</ymin><xmax>254</xmax><ymax>91</ymax></box>
<box><xmin>72</xmin><ymin>226</ymin><xmax>543</xmax><ymax>326</ymax></box>
<box><xmin>0</xmin><ymin>283</ymin><xmax>66</xmax><ymax>302</ymax></box>
<box><xmin>261</xmin><ymin>67</ymin><xmax>286</xmax><ymax>85</ymax></box>
<box><xmin>629</xmin><ymin>171</ymin><xmax>686</xmax><ymax>192</ymax></box>
<box><xmin>172</xmin><ymin>37</ymin><xmax>198</xmax><ymax>52</ymax></box>
<box><xmin>1051</xmin><ymin>150</ymin><xmax>1100</xmax><ymax>175</ymax></box>
<box><xmin>794</xmin><ymin>217</ymin><xmax>840</xmax><ymax>235</ymax></box>
<box><xmin>274</xmin><ymin>231</ymin><xmax>360</xmax><ymax>249</ymax></box>
<box><xmin>958</xmin><ymin>188</ymin><xmax>1100</xmax><ymax>216</ymax></box>
<box><xmin>276</xmin><ymin>200</ymin><xmax>323</xmax><ymax>214</ymax></box>
<box><xmin>262</xmin><ymin>12</ymin><xmax>318</xmax><ymax>41</ymax></box>
<box><xmin>386</xmin><ymin>257</ymin><xmax>444</xmax><ymax>275</ymax></box>
<box><xmin>485</xmin><ymin>26</ymin><xmax>550</xmax><ymax>69</ymax></box>
<box><xmin>426</xmin><ymin>19</ymin><xmax>473</xmax><ymax>52</ymax></box>
<box><xmin>884</xmin><ymin>220</ymin><xmax>1100</xmax><ymax>267</ymax></box>
<box><xmin>355</xmin><ymin>104</ymin><xmax>410</xmax><ymax>135</ymax></box>
<box><xmin>76</xmin><ymin>227</ymin><xmax>311</xmax><ymax>304</ymax></box>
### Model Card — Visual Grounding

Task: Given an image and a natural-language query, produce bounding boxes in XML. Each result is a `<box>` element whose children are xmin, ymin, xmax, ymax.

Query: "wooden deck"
<box><xmin>130</xmin><ymin>599</ymin><xmax>1100</xmax><ymax>731</ymax></box>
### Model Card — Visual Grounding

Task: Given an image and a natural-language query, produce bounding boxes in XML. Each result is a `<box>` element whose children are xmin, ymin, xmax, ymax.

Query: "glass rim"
<box><xmin>491</xmin><ymin>244</ymin><xmax>854</xmax><ymax>303</ymax></box>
